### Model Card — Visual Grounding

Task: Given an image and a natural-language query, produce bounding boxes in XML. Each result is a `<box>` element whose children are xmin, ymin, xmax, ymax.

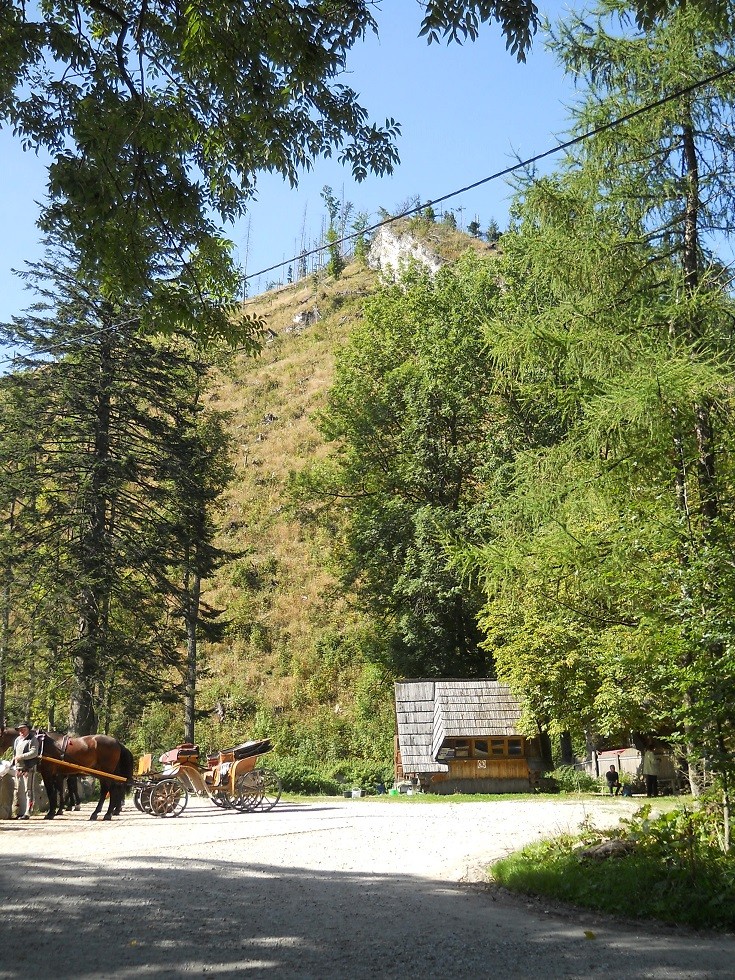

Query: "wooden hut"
<box><xmin>395</xmin><ymin>679</ymin><xmax>544</xmax><ymax>794</ymax></box>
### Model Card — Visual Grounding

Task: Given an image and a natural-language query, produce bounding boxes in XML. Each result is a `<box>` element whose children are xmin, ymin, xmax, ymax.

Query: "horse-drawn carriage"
<box><xmin>132</xmin><ymin>738</ymin><xmax>282</xmax><ymax>817</ymax></box>
<box><xmin>1</xmin><ymin>727</ymin><xmax>281</xmax><ymax>820</ymax></box>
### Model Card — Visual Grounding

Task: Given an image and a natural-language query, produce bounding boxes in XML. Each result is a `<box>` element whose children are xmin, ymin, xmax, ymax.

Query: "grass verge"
<box><xmin>491</xmin><ymin>806</ymin><xmax>735</xmax><ymax>931</ymax></box>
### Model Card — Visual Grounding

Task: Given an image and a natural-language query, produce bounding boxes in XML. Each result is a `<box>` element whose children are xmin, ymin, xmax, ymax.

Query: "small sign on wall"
<box><xmin>478</xmin><ymin>760</ymin><xmax>486</xmax><ymax>769</ymax></box>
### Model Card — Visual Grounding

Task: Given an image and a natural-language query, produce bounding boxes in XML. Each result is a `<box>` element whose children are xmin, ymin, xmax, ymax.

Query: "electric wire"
<box><xmin>246</xmin><ymin>61</ymin><xmax>735</xmax><ymax>283</ymax></box>
<box><xmin>2</xmin><ymin>60</ymin><xmax>735</xmax><ymax>371</ymax></box>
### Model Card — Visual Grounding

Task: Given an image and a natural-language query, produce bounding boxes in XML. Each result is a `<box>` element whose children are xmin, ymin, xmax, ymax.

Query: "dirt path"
<box><xmin>2</xmin><ymin>796</ymin><xmax>733</xmax><ymax>978</ymax></box>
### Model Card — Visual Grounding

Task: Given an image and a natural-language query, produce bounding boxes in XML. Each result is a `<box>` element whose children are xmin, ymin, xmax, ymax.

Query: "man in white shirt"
<box><xmin>13</xmin><ymin>722</ymin><xmax>40</xmax><ymax>819</ymax></box>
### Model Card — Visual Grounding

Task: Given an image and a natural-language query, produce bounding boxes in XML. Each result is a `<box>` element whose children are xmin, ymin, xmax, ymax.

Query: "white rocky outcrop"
<box><xmin>367</xmin><ymin>226</ymin><xmax>443</xmax><ymax>278</ymax></box>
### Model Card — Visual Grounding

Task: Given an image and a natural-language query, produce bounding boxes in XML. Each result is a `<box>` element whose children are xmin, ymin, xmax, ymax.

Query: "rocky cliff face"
<box><xmin>367</xmin><ymin>226</ymin><xmax>444</xmax><ymax>277</ymax></box>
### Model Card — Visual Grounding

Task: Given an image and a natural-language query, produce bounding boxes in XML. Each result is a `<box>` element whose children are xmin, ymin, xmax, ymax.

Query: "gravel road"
<box><xmin>2</xmin><ymin>795</ymin><xmax>734</xmax><ymax>978</ymax></box>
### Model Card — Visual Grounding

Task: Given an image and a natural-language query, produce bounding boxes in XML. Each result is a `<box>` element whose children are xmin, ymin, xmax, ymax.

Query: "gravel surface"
<box><xmin>2</xmin><ymin>795</ymin><xmax>734</xmax><ymax>978</ymax></box>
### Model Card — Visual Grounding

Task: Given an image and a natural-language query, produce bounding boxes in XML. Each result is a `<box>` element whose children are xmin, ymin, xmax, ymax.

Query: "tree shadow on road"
<box><xmin>1</xmin><ymin>853</ymin><xmax>733</xmax><ymax>978</ymax></box>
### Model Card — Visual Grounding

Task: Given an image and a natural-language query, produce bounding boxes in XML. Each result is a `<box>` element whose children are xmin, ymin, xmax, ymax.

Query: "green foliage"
<box><xmin>492</xmin><ymin>802</ymin><xmax>735</xmax><ymax>929</ymax></box>
<box><xmin>0</xmin><ymin>249</ymin><xmax>234</xmax><ymax>735</ymax></box>
<box><xmin>450</xmin><ymin>1</ymin><xmax>735</xmax><ymax>789</ymax></box>
<box><xmin>267</xmin><ymin>757</ymin><xmax>342</xmax><ymax>796</ymax></box>
<box><xmin>321</xmin><ymin>186</ymin><xmax>353</xmax><ymax>278</ymax></box>
<box><xmin>0</xmin><ymin>3</ymin><xmax>411</xmax><ymax>334</ymax></box>
<box><xmin>547</xmin><ymin>766</ymin><xmax>599</xmax><ymax>794</ymax></box>
<box><xmin>484</xmin><ymin>218</ymin><xmax>500</xmax><ymax>243</ymax></box>
<box><xmin>128</xmin><ymin>702</ymin><xmax>182</xmax><ymax>758</ymax></box>
<box><xmin>296</xmin><ymin>254</ymin><xmax>501</xmax><ymax>677</ymax></box>
<box><xmin>352</xmin><ymin>212</ymin><xmax>371</xmax><ymax>264</ymax></box>
<box><xmin>419</xmin><ymin>0</ymin><xmax>538</xmax><ymax>61</ymax></box>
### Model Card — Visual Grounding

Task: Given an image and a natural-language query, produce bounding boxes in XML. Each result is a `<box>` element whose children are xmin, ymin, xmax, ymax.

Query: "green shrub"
<box><xmin>327</xmin><ymin>758</ymin><xmax>393</xmax><ymax>793</ymax></box>
<box><xmin>492</xmin><ymin>802</ymin><xmax>735</xmax><ymax>930</ymax></box>
<box><xmin>269</xmin><ymin>757</ymin><xmax>341</xmax><ymax>795</ymax></box>
<box><xmin>548</xmin><ymin>765</ymin><xmax>598</xmax><ymax>793</ymax></box>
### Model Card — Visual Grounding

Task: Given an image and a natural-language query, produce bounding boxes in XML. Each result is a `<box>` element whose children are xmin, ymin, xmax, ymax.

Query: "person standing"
<box><xmin>13</xmin><ymin>722</ymin><xmax>40</xmax><ymax>819</ymax></box>
<box><xmin>642</xmin><ymin>745</ymin><xmax>660</xmax><ymax>798</ymax></box>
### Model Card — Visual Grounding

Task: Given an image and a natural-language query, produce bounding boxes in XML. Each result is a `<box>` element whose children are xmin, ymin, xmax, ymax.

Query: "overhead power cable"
<box><xmin>2</xmin><ymin>60</ymin><xmax>735</xmax><ymax>371</ymax></box>
<box><xmin>245</xmin><ymin>61</ymin><xmax>735</xmax><ymax>284</ymax></box>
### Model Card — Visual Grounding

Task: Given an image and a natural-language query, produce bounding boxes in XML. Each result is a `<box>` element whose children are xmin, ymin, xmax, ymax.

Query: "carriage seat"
<box><xmin>159</xmin><ymin>743</ymin><xmax>200</xmax><ymax>765</ymax></box>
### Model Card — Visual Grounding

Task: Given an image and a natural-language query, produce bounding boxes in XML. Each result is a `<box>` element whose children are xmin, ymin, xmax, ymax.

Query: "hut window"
<box><xmin>440</xmin><ymin>737</ymin><xmax>525</xmax><ymax>759</ymax></box>
<box><xmin>487</xmin><ymin>737</ymin><xmax>526</xmax><ymax>757</ymax></box>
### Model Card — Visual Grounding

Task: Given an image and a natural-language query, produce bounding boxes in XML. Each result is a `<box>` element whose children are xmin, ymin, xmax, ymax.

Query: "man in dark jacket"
<box><xmin>605</xmin><ymin>764</ymin><xmax>621</xmax><ymax>796</ymax></box>
<box><xmin>13</xmin><ymin>722</ymin><xmax>40</xmax><ymax>819</ymax></box>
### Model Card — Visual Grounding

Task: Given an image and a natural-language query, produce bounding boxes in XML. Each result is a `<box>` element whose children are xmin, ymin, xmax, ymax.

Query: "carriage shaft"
<box><xmin>40</xmin><ymin>754</ymin><xmax>129</xmax><ymax>782</ymax></box>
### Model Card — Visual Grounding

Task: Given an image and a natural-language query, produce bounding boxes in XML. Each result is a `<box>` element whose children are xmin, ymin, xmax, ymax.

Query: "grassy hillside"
<box><xmin>136</xmin><ymin>223</ymin><xmax>494</xmax><ymax>790</ymax></box>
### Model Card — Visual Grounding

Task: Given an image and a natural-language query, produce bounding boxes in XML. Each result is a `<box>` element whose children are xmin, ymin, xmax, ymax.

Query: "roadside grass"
<box><xmin>491</xmin><ymin>804</ymin><xmax>735</xmax><ymax>931</ymax></box>
<box><xmin>363</xmin><ymin>792</ymin><xmax>686</xmax><ymax>807</ymax></box>
<box><xmin>285</xmin><ymin>791</ymin><xmax>669</xmax><ymax>805</ymax></box>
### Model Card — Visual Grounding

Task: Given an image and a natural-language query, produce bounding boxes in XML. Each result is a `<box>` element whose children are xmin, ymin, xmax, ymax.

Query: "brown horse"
<box><xmin>1</xmin><ymin>727</ymin><xmax>134</xmax><ymax>820</ymax></box>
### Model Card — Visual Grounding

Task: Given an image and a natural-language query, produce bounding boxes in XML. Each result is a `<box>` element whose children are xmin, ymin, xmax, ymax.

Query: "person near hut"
<box><xmin>642</xmin><ymin>745</ymin><xmax>660</xmax><ymax>797</ymax></box>
<box><xmin>13</xmin><ymin>722</ymin><xmax>40</xmax><ymax>819</ymax></box>
<box><xmin>605</xmin><ymin>764</ymin><xmax>621</xmax><ymax>796</ymax></box>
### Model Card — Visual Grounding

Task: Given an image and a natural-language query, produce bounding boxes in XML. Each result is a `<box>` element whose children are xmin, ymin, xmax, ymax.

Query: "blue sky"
<box><xmin>0</xmin><ymin>2</ymin><xmax>578</xmax><ymax>322</ymax></box>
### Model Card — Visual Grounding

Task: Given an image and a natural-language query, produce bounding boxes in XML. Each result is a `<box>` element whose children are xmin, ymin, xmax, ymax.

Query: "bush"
<box><xmin>268</xmin><ymin>757</ymin><xmax>341</xmax><ymax>795</ymax></box>
<box><xmin>266</xmin><ymin>755</ymin><xmax>393</xmax><ymax>796</ymax></box>
<box><xmin>548</xmin><ymin>765</ymin><xmax>599</xmax><ymax>793</ymax></box>
<box><xmin>326</xmin><ymin>758</ymin><xmax>393</xmax><ymax>793</ymax></box>
<box><xmin>492</xmin><ymin>802</ymin><xmax>735</xmax><ymax>930</ymax></box>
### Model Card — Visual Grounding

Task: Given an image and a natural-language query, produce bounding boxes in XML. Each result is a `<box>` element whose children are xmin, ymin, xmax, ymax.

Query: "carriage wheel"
<box><xmin>149</xmin><ymin>778</ymin><xmax>188</xmax><ymax>817</ymax></box>
<box><xmin>133</xmin><ymin>787</ymin><xmax>144</xmax><ymax>812</ymax></box>
<box><xmin>230</xmin><ymin>771</ymin><xmax>264</xmax><ymax>812</ymax></box>
<box><xmin>211</xmin><ymin>790</ymin><xmax>232</xmax><ymax>808</ymax></box>
<box><xmin>137</xmin><ymin>784</ymin><xmax>155</xmax><ymax>814</ymax></box>
<box><xmin>253</xmin><ymin>767</ymin><xmax>282</xmax><ymax>812</ymax></box>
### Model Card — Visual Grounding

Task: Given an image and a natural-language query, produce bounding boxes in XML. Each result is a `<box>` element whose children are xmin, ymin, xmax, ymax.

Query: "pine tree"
<box><xmin>0</xmin><ymin>246</ymin><xmax>234</xmax><ymax>734</ymax></box>
<box><xmin>462</xmin><ymin>1</ymin><xmax>735</xmax><ymax>802</ymax></box>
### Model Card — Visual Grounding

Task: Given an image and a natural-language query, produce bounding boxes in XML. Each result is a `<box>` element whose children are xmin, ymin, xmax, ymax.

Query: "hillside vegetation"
<box><xmin>140</xmin><ymin>224</ymin><xmax>490</xmax><ymax>789</ymax></box>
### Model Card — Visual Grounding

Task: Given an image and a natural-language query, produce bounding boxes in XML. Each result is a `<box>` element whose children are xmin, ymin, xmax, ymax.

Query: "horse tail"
<box><xmin>116</xmin><ymin>744</ymin><xmax>135</xmax><ymax>795</ymax></box>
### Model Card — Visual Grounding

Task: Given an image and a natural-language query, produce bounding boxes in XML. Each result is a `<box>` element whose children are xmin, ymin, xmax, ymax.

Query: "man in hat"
<box><xmin>13</xmin><ymin>722</ymin><xmax>40</xmax><ymax>819</ymax></box>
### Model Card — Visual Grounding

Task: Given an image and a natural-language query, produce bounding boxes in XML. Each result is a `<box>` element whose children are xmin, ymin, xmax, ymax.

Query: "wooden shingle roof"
<box><xmin>431</xmin><ymin>680</ymin><xmax>522</xmax><ymax>760</ymax></box>
<box><xmin>395</xmin><ymin>680</ymin><xmax>447</xmax><ymax>774</ymax></box>
<box><xmin>395</xmin><ymin>679</ymin><xmax>523</xmax><ymax>773</ymax></box>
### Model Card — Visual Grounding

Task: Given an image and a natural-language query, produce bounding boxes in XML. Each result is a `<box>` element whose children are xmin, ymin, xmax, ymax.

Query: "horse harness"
<box><xmin>37</xmin><ymin>731</ymin><xmax>72</xmax><ymax>763</ymax></box>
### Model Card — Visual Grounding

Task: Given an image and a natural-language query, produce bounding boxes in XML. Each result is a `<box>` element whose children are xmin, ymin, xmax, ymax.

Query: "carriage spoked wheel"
<box><xmin>134</xmin><ymin>784</ymin><xmax>154</xmax><ymax>813</ymax></box>
<box><xmin>231</xmin><ymin>771</ymin><xmax>265</xmax><ymax>812</ymax></box>
<box><xmin>211</xmin><ymin>789</ymin><xmax>232</xmax><ymax>808</ymax></box>
<box><xmin>253</xmin><ymin>767</ymin><xmax>282</xmax><ymax>811</ymax></box>
<box><xmin>149</xmin><ymin>777</ymin><xmax>188</xmax><ymax>817</ymax></box>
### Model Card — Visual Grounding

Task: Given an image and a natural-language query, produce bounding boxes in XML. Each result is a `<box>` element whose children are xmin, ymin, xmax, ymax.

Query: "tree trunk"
<box><xmin>559</xmin><ymin>731</ymin><xmax>574</xmax><ymax>766</ymax></box>
<box><xmin>670</xmin><ymin>115</ymin><xmax>722</xmax><ymax>794</ymax></box>
<box><xmin>0</xmin><ymin>500</ymin><xmax>15</xmax><ymax>727</ymax></box>
<box><xmin>69</xmin><ymin>332</ymin><xmax>113</xmax><ymax>735</ymax></box>
<box><xmin>183</xmin><ymin>567</ymin><xmax>201</xmax><ymax>745</ymax></box>
<box><xmin>539</xmin><ymin>731</ymin><xmax>553</xmax><ymax>769</ymax></box>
